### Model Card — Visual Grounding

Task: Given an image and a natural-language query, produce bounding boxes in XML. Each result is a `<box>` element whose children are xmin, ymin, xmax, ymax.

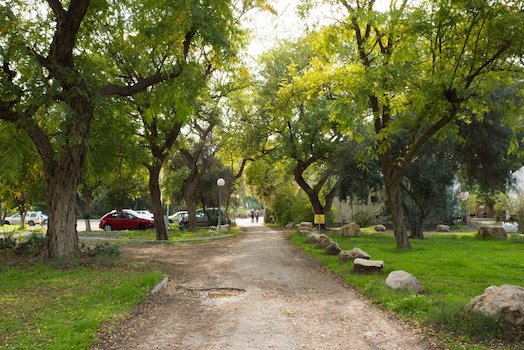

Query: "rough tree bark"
<box><xmin>294</xmin><ymin>161</ymin><xmax>338</xmax><ymax>225</ymax></box>
<box><xmin>148</xmin><ymin>163</ymin><xmax>167</xmax><ymax>240</ymax></box>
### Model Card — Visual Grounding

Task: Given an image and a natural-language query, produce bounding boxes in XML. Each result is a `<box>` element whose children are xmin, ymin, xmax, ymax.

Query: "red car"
<box><xmin>99</xmin><ymin>209</ymin><xmax>155</xmax><ymax>231</ymax></box>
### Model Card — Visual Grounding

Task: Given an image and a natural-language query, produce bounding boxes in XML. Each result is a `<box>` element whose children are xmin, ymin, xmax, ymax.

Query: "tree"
<box><xmin>0</xmin><ymin>1</ymin><xmax>240</xmax><ymax>258</ymax></box>
<box><xmin>0</xmin><ymin>124</ymin><xmax>46</xmax><ymax>228</ymax></box>
<box><xmin>255</xmin><ymin>34</ymin><xmax>347</xmax><ymax>221</ymax></box>
<box><xmin>321</xmin><ymin>0</ymin><xmax>524</xmax><ymax>248</ymax></box>
<box><xmin>177</xmin><ymin>103</ymin><xmax>220</xmax><ymax>231</ymax></box>
<box><xmin>401</xmin><ymin>139</ymin><xmax>457</xmax><ymax>239</ymax></box>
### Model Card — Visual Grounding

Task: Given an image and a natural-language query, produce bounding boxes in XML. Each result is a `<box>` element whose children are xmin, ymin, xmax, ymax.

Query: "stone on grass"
<box><xmin>326</xmin><ymin>242</ymin><xmax>342</xmax><ymax>255</ymax></box>
<box><xmin>299</xmin><ymin>228</ymin><xmax>312</xmax><ymax>235</ymax></box>
<box><xmin>385</xmin><ymin>270</ymin><xmax>425</xmax><ymax>294</ymax></box>
<box><xmin>478</xmin><ymin>226</ymin><xmax>507</xmax><ymax>240</ymax></box>
<box><xmin>318</xmin><ymin>234</ymin><xmax>334</xmax><ymax>248</ymax></box>
<box><xmin>374</xmin><ymin>224</ymin><xmax>387</xmax><ymax>232</ymax></box>
<box><xmin>297</xmin><ymin>222</ymin><xmax>313</xmax><ymax>230</ymax></box>
<box><xmin>353</xmin><ymin>258</ymin><xmax>383</xmax><ymax>274</ymax></box>
<box><xmin>285</xmin><ymin>222</ymin><xmax>295</xmax><ymax>229</ymax></box>
<box><xmin>339</xmin><ymin>248</ymin><xmax>370</xmax><ymax>263</ymax></box>
<box><xmin>468</xmin><ymin>284</ymin><xmax>524</xmax><ymax>326</ymax></box>
<box><xmin>502</xmin><ymin>222</ymin><xmax>519</xmax><ymax>233</ymax></box>
<box><xmin>436</xmin><ymin>224</ymin><xmax>450</xmax><ymax>232</ymax></box>
<box><xmin>218</xmin><ymin>224</ymin><xmax>230</xmax><ymax>232</ymax></box>
<box><xmin>340</xmin><ymin>223</ymin><xmax>360</xmax><ymax>237</ymax></box>
<box><xmin>305</xmin><ymin>233</ymin><xmax>321</xmax><ymax>243</ymax></box>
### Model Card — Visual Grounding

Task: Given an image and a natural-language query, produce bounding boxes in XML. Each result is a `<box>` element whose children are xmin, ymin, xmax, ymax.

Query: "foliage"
<box><xmin>253</xmin><ymin>30</ymin><xmax>347</xmax><ymax>215</ymax></box>
<box><xmin>0</xmin><ymin>234</ymin><xmax>17</xmax><ymax>250</ymax></box>
<box><xmin>83</xmin><ymin>242</ymin><xmax>121</xmax><ymax>258</ymax></box>
<box><xmin>401</xmin><ymin>138</ymin><xmax>458</xmax><ymax>236</ymax></box>
<box><xmin>352</xmin><ymin>211</ymin><xmax>375</xmax><ymax>227</ymax></box>
<box><xmin>291</xmin><ymin>231</ymin><xmax>524</xmax><ymax>347</ymax></box>
<box><xmin>0</xmin><ymin>263</ymin><xmax>162</xmax><ymax>350</ymax></box>
<box><xmin>493</xmin><ymin>192</ymin><xmax>515</xmax><ymax>220</ymax></box>
<box><xmin>269</xmin><ymin>183</ymin><xmax>312</xmax><ymax>225</ymax></box>
<box><xmin>0</xmin><ymin>0</ymin><xmax>247</xmax><ymax>258</ymax></box>
<box><xmin>15</xmin><ymin>233</ymin><xmax>46</xmax><ymax>254</ymax></box>
<box><xmin>333</xmin><ymin>135</ymin><xmax>383</xmax><ymax>203</ymax></box>
<box><xmin>455</xmin><ymin>88</ymin><xmax>524</xmax><ymax>194</ymax></box>
<box><xmin>294</xmin><ymin>0</ymin><xmax>524</xmax><ymax>249</ymax></box>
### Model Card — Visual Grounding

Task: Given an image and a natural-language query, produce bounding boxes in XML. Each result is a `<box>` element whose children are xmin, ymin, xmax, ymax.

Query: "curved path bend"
<box><xmin>91</xmin><ymin>220</ymin><xmax>430</xmax><ymax>350</ymax></box>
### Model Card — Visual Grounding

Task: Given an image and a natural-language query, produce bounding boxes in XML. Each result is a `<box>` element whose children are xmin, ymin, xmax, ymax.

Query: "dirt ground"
<box><xmin>90</xmin><ymin>221</ymin><xmax>435</xmax><ymax>350</ymax></box>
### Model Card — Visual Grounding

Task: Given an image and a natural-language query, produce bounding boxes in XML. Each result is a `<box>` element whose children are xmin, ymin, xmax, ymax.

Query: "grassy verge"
<box><xmin>78</xmin><ymin>226</ymin><xmax>237</xmax><ymax>242</ymax></box>
<box><xmin>291</xmin><ymin>230</ymin><xmax>524</xmax><ymax>349</ymax></box>
<box><xmin>0</xmin><ymin>224</ymin><xmax>46</xmax><ymax>234</ymax></box>
<box><xmin>0</xmin><ymin>259</ymin><xmax>162</xmax><ymax>350</ymax></box>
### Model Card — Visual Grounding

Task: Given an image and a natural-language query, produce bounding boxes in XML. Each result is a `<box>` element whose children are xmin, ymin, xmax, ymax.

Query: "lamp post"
<box><xmin>217</xmin><ymin>178</ymin><xmax>225</xmax><ymax>234</ymax></box>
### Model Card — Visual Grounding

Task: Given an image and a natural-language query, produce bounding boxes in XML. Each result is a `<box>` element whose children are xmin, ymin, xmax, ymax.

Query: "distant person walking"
<box><xmin>255</xmin><ymin>209</ymin><xmax>260</xmax><ymax>223</ymax></box>
<box><xmin>250</xmin><ymin>209</ymin><xmax>255</xmax><ymax>223</ymax></box>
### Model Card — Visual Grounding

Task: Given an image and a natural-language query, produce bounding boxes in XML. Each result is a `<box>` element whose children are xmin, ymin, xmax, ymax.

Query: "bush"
<box><xmin>431</xmin><ymin>302</ymin><xmax>521</xmax><ymax>342</ymax></box>
<box><xmin>83</xmin><ymin>242</ymin><xmax>121</xmax><ymax>258</ymax></box>
<box><xmin>353</xmin><ymin>211</ymin><xmax>374</xmax><ymax>227</ymax></box>
<box><xmin>269</xmin><ymin>185</ymin><xmax>312</xmax><ymax>225</ymax></box>
<box><xmin>15</xmin><ymin>233</ymin><xmax>46</xmax><ymax>254</ymax></box>
<box><xmin>0</xmin><ymin>235</ymin><xmax>18</xmax><ymax>250</ymax></box>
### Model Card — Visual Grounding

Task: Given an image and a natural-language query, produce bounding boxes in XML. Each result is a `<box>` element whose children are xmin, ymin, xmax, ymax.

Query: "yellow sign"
<box><xmin>314</xmin><ymin>214</ymin><xmax>325</xmax><ymax>224</ymax></box>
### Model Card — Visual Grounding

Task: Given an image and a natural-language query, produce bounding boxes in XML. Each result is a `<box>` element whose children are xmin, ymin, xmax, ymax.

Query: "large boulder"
<box><xmin>299</xmin><ymin>228</ymin><xmax>312</xmax><ymax>235</ymax></box>
<box><xmin>502</xmin><ymin>222</ymin><xmax>519</xmax><ymax>233</ymax></box>
<box><xmin>353</xmin><ymin>258</ymin><xmax>383</xmax><ymax>274</ymax></box>
<box><xmin>339</xmin><ymin>223</ymin><xmax>360</xmax><ymax>237</ymax></box>
<box><xmin>374</xmin><ymin>224</ymin><xmax>387</xmax><ymax>232</ymax></box>
<box><xmin>219</xmin><ymin>224</ymin><xmax>230</xmax><ymax>232</ymax></box>
<box><xmin>436</xmin><ymin>224</ymin><xmax>450</xmax><ymax>232</ymax></box>
<box><xmin>468</xmin><ymin>284</ymin><xmax>524</xmax><ymax>326</ymax></box>
<box><xmin>339</xmin><ymin>248</ymin><xmax>370</xmax><ymax>264</ymax></box>
<box><xmin>478</xmin><ymin>226</ymin><xmax>507</xmax><ymax>240</ymax></box>
<box><xmin>297</xmin><ymin>222</ymin><xmax>313</xmax><ymax>230</ymax></box>
<box><xmin>385</xmin><ymin>270</ymin><xmax>425</xmax><ymax>294</ymax></box>
<box><xmin>318</xmin><ymin>234</ymin><xmax>334</xmax><ymax>248</ymax></box>
<box><xmin>305</xmin><ymin>233</ymin><xmax>321</xmax><ymax>244</ymax></box>
<box><xmin>326</xmin><ymin>242</ymin><xmax>342</xmax><ymax>255</ymax></box>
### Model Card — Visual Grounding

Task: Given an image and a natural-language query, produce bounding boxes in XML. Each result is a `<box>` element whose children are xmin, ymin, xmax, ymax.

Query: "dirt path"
<box><xmin>91</xmin><ymin>222</ymin><xmax>431</xmax><ymax>350</ymax></box>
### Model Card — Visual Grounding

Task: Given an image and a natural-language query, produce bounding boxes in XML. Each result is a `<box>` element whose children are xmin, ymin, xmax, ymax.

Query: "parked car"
<box><xmin>169</xmin><ymin>208</ymin><xmax>229</xmax><ymax>227</ymax></box>
<box><xmin>168</xmin><ymin>210</ymin><xmax>188</xmax><ymax>223</ymax></box>
<box><xmin>3</xmin><ymin>211</ymin><xmax>48</xmax><ymax>226</ymax></box>
<box><xmin>135</xmin><ymin>210</ymin><xmax>154</xmax><ymax>219</ymax></box>
<box><xmin>99</xmin><ymin>209</ymin><xmax>155</xmax><ymax>231</ymax></box>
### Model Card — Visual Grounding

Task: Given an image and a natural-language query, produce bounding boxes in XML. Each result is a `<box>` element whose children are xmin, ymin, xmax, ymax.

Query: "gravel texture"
<box><xmin>90</xmin><ymin>221</ymin><xmax>433</xmax><ymax>350</ymax></box>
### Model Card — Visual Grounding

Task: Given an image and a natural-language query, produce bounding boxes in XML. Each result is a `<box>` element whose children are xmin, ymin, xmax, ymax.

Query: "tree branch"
<box><xmin>101</xmin><ymin>28</ymin><xmax>196</xmax><ymax>97</ymax></box>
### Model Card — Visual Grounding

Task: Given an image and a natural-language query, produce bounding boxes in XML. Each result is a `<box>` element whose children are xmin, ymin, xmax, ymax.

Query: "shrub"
<box><xmin>84</xmin><ymin>242</ymin><xmax>121</xmax><ymax>258</ymax></box>
<box><xmin>269</xmin><ymin>185</ymin><xmax>312</xmax><ymax>225</ymax></box>
<box><xmin>430</xmin><ymin>302</ymin><xmax>521</xmax><ymax>342</ymax></box>
<box><xmin>15</xmin><ymin>233</ymin><xmax>46</xmax><ymax>254</ymax></box>
<box><xmin>0</xmin><ymin>235</ymin><xmax>18</xmax><ymax>250</ymax></box>
<box><xmin>353</xmin><ymin>211</ymin><xmax>374</xmax><ymax>227</ymax></box>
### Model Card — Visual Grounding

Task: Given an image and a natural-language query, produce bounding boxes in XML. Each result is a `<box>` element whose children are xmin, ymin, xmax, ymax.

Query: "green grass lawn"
<box><xmin>79</xmin><ymin>226</ymin><xmax>236</xmax><ymax>242</ymax></box>
<box><xmin>0</xmin><ymin>262</ymin><xmax>163</xmax><ymax>350</ymax></box>
<box><xmin>291</xmin><ymin>230</ymin><xmax>524</xmax><ymax>348</ymax></box>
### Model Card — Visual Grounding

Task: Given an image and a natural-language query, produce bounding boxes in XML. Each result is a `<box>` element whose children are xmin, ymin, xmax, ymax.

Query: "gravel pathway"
<box><xmin>90</xmin><ymin>223</ymin><xmax>431</xmax><ymax>350</ymax></box>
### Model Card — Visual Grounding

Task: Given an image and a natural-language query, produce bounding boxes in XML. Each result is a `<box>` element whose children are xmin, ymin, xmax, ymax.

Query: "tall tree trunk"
<box><xmin>385</xmin><ymin>180</ymin><xmax>411</xmax><ymax>249</ymax></box>
<box><xmin>28</xmin><ymin>97</ymin><xmax>92</xmax><ymax>259</ymax></box>
<box><xmin>42</xmin><ymin>160</ymin><xmax>82</xmax><ymax>259</ymax></box>
<box><xmin>148</xmin><ymin>163</ymin><xmax>167</xmax><ymax>240</ymax></box>
<box><xmin>293</xmin><ymin>163</ymin><xmax>337</xmax><ymax>227</ymax></box>
<box><xmin>83</xmin><ymin>200</ymin><xmax>92</xmax><ymax>232</ymax></box>
<box><xmin>183</xmin><ymin>178</ymin><xmax>199</xmax><ymax>231</ymax></box>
